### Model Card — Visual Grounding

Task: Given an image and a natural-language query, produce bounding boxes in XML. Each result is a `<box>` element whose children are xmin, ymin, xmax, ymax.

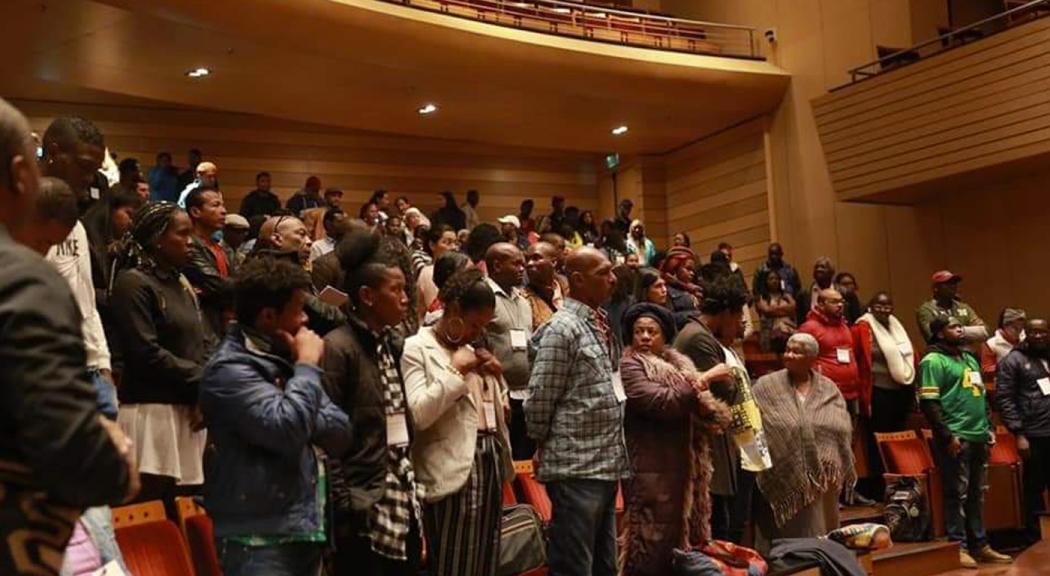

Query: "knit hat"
<box><xmin>928</xmin><ymin>316</ymin><xmax>962</xmax><ymax>341</ymax></box>
<box><xmin>622</xmin><ymin>302</ymin><xmax>677</xmax><ymax>344</ymax></box>
<box><xmin>1001</xmin><ymin>307</ymin><xmax>1026</xmax><ymax>325</ymax></box>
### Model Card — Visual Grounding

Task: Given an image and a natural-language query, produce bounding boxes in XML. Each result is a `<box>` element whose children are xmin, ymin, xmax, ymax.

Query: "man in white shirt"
<box><xmin>40</xmin><ymin>117</ymin><xmax>119</xmax><ymax>418</ymax></box>
<box><xmin>309</xmin><ymin>207</ymin><xmax>348</xmax><ymax>263</ymax></box>
<box><xmin>482</xmin><ymin>242</ymin><xmax>534</xmax><ymax>458</ymax></box>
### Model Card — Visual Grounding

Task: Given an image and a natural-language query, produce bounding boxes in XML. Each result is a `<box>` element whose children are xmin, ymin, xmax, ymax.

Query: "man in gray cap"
<box><xmin>979</xmin><ymin>307</ymin><xmax>1026</xmax><ymax>384</ymax></box>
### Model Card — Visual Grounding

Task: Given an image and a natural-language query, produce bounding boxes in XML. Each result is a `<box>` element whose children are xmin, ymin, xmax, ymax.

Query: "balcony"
<box><xmin>812</xmin><ymin>1</ymin><xmax>1050</xmax><ymax>203</ymax></box>
<box><xmin>380</xmin><ymin>0</ymin><xmax>761</xmax><ymax>59</ymax></box>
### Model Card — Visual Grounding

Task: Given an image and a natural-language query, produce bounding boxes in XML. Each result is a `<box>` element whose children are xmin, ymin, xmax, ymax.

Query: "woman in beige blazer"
<box><xmin>401</xmin><ymin>268</ymin><xmax>513</xmax><ymax>576</ymax></box>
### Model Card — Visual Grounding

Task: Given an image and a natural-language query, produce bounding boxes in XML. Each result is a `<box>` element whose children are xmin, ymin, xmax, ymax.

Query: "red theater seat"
<box><xmin>876</xmin><ymin>430</ymin><xmax>944</xmax><ymax>538</ymax></box>
<box><xmin>185</xmin><ymin>514</ymin><xmax>222</xmax><ymax>576</ymax></box>
<box><xmin>515</xmin><ymin>461</ymin><xmax>552</xmax><ymax>523</ymax></box>
<box><xmin>115</xmin><ymin>519</ymin><xmax>196</xmax><ymax>576</ymax></box>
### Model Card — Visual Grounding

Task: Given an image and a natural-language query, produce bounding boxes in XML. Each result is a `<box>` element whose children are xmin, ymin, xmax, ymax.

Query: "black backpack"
<box><xmin>883</xmin><ymin>476</ymin><xmax>930</xmax><ymax>541</ymax></box>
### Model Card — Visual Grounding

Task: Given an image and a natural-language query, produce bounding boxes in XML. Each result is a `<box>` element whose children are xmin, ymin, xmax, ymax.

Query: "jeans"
<box><xmin>218</xmin><ymin>540</ymin><xmax>323</xmax><ymax>576</ymax></box>
<box><xmin>1022</xmin><ymin>436</ymin><xmax>1050</xmax><ymax>540</ymax></box>
<box><xmin>934</xmin><ymin>438</ymin><xmax>989</xmax><ymax>551</ymax></box>
<box><xmin>546</xmin><ymin>479</ymin><xmax>618</xmax><ymax>576</ymax></box>
<box><xmin>89</xmin><ymin>368</ymin><xmax>119</xmax><ymax>420</ymax></box>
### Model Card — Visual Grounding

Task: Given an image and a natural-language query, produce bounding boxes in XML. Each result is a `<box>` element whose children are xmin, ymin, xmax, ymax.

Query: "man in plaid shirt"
<box><xmin>525</xmin><ymin>246</ymin><xmax>629</xmax><ymax>576</ymax></box>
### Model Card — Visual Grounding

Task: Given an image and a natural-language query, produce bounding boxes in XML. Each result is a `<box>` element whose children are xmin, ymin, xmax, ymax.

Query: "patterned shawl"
<box><xmin>753</xmin><ymin>369</ymin><xmax>855</xmax><ymax>528</ymax></box>
<box><xmin>625</xmin><ymin>346</ymin><xmax>731</xmax><ymax>545</ymax></box>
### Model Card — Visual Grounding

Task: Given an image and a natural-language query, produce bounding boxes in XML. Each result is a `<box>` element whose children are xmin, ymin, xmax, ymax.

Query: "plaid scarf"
<box><xmin>368</xmin><ymin>334</ymin><xmax>424</xmax><ymax>560</ymax></box>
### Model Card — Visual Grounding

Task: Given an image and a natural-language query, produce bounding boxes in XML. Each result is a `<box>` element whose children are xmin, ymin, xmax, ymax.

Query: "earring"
<box><xmin>443</xmin><ymin>317</ymin><xmax>466</xmax><ymax>345</ymax></box>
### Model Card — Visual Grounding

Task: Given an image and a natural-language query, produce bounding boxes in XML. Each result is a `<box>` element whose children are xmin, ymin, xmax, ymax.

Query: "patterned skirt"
<box><xmin>422</xmin><ymin>434</ymin><xmax>503</xmax><ymax>576</ymax></box>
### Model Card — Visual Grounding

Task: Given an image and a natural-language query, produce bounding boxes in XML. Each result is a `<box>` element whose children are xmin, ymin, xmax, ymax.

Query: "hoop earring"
<box><xmin>443</xmin><ymin>317</ymin><xmax>466</xmax><ymax>345</ymax></box>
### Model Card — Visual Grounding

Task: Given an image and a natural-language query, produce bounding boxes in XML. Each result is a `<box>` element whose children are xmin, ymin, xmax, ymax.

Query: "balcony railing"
<box><xmin>381</xmin><ymin>0</ymin><xmax>762</xmax><ymax>59</ymax></box>
<box><xmin>846</xmin><ymin>0</ymin><xmax>1050</xmax><ymax>84</ymax></box>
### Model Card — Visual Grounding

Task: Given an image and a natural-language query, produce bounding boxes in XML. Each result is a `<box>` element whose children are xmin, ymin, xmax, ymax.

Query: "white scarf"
<box><xmin>860</xmin><ymin>313</ymin><xmax>915</xmax><ymax>385</ymax></box>
<box><xmin>986</xmin><ymin>329</ymin><xmax>1021</xmax><ymax>362</ymax></box>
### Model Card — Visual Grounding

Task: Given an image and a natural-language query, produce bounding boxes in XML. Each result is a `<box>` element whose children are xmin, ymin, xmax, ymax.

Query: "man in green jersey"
<box><xmin>919</xmin><ymin>317</ymin><xmax>1011</xmax><ymax>568</ymax></box>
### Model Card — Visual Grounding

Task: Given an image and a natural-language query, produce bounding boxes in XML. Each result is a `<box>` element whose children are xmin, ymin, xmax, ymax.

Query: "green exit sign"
<box><xmin>605</xmin><ymin>153</ymin><xmax>620</xmax><ymax>169</ymax></box>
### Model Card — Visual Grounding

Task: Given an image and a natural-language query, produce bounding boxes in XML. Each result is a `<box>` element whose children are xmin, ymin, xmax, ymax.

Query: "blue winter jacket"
<box><xmin>200</xmin><ymin>324</ymin><xmax>351</xmax><ymax>539</ymax></box>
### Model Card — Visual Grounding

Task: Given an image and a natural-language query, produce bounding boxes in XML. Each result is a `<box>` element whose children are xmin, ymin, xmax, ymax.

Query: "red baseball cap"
<box><xmin>931</xmin><ymin>270</ymin><xmax>962</xmax><ymax>284</ymax></box>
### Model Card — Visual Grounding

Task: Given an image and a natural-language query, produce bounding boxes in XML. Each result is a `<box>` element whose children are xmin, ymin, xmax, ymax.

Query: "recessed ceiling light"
<box><xmin>185</xmin><ymin>67</ymin><xmax>211</xmax><ymax>78</ymax></box>
<box><xmin>551</xmin><ymin>7</ymin><xmax>572</xmax><ymax>14</ymax></box>
<box><xmin>612</xmin><ymin>125</ymin><xmax>629</xmax><ymax>135</ymax></box>
<box><xmin>418</xmin><ymin>103</ymin><xmax>438</xmax><ymax>115</ymax></box>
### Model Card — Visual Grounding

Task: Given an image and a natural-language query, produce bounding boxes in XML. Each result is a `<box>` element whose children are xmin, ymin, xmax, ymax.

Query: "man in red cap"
<box><xmin>916</xmin><ymin>270</ymin><xmax>987</xmax><ymax>345</ymax></box>
<box><xmin>285</xmin><ymin>175</ymin><xmax>324</xmax><ymax>216</ymax></box>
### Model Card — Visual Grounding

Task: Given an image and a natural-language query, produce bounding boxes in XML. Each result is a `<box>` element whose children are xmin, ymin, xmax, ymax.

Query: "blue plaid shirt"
<box><xmin>524</xmin><ymin>298</ymin><xmax>629</xmax><ymax>482</ymax></box>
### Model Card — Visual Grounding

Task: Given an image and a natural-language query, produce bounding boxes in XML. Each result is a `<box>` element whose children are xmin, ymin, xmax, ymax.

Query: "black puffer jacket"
<box><xmin>996</xmin><ymin>344</ymin><xmax>1050</xmax><ymax>438</ymax></box>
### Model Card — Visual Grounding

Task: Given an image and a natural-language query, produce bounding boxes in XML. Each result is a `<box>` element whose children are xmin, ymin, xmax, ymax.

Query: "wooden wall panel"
<box><xmin>12</xmin><ymin>99</ymin><xmax>601</xmax><ymax>223</ymax></box>
<box><xmin>812</xmin><ymin>16</ymin><xmax>1050</xmax><ymax>202</ymax></box>
<box><xmin>664</xmin><ymin>118</ymin><xmax>771</xmax><ymax>278</ymax></box>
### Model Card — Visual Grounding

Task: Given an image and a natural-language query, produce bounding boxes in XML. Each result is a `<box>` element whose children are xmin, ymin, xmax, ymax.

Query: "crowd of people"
<box><xmin>1</xmin><ymin>98</ymin><xmax>1046</xmax><ymax>576</ymax></box>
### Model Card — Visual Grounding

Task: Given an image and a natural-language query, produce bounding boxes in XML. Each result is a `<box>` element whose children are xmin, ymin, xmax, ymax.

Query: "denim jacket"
<box><xmin>200</xmin><ymin>324</ymin><xmax>351</xmax><ymax>539</ymax></box>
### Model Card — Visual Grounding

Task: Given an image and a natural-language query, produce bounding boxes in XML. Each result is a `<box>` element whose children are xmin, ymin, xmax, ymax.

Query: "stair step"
<box><xmin>873</xmin><ymin>541</ymin><xmax>960</xmax><ymax>576</ymax></box>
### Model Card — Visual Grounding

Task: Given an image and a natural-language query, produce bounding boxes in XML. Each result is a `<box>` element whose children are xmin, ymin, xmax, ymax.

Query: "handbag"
<box><xmin>497</xmin><ymin>504</ymin><xmax>547</xmax><ymax>576</ymax></box>
<box><xmin>673</xmin><ymin>540</ymin><xmax>768</xmax><ymax>576</ymax></box>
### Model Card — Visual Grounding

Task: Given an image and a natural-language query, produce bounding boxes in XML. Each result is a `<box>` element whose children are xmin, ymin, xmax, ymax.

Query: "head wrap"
<box><xmin>622</xmin><ymin>302</ymin><xmax>677</xmax><ymax>345</ymax></box>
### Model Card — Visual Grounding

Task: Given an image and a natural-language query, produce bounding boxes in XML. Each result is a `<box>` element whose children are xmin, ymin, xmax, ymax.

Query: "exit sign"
<box><xmin>605</xmin><ymin>153</ymin><xmax>620</xmax><ymax>169</ymax></box>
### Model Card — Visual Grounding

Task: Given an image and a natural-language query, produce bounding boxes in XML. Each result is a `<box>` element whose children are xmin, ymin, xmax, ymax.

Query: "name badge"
<box><xmin>483</xmin><ymin>401</ymin><xmax>498</xmax><ymax>431</ymax></box>
<box><xmin>510</xmin><ymin>329</ymin><xmax>528</xmax><ymax>351</ymax></box>
<box><xmin>959</xmin><ymin>309</ymin><xmax>969</xmax><ymax>317</ymax></box>
<box><xmin>611</xmin><ymin>370</ymin><xmax>627</xmax><ymax>403</ymax></box>
<box><xmin>386</xmin><ymin>412</ymin><xmax>410</xmax><ymax>446</ymax></box>
<box><xmin>968</xmin><ymin>371</ymin><xmax>983</xmax><ymax>386</ymax></box>
<box><xmin>1038</xmin><ymin>378</ymin><xmax>1050</xmax><ymax>396</ymax></box>
<box><xmin>780</xmin><ymin>279</ymin><xmax>787</xmax><ymax>291</ymax></box>
<box><xmin>89</xmin><ymin>187</ymin><xmax>100</xmax><ymax>200</ymax></box>
<box><xmin>836</xmin><ymin>348</ymin><xmax>851</xmax><ymax>364</ymax></box>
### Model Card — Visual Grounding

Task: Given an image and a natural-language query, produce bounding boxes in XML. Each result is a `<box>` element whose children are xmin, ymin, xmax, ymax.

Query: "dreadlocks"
<box><xmin>114</xmin><ymin>201</ymin><xmax>182</xmax><ymax>279</ymax></box>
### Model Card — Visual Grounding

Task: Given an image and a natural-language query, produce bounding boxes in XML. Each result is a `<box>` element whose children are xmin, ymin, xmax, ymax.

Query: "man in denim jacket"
<box><xmin>201</xmin><ymin>257</ymin><xmax>350</xmax><ymax>576</ymax></box>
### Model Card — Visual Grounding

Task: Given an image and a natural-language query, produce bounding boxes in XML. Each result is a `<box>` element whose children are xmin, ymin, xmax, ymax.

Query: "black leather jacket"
<box><xmin>183</xmin><ymin>234</ymin><xmax>236</xmax><ymax>340</ymax></box>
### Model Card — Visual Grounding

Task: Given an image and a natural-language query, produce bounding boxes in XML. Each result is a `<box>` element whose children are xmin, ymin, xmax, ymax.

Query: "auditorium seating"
<box><xmin>384</xmin><ymin>0</ymin><xmax>744</xmax><ymax>57</ymax></box>
<box><xmin>985</xmin><ymin>426</ymin><xmax>1025</xmax><ymax>531</ymax></box>
<box><xmin>874</xmin><ymin>430</ymin><xmax>944</xmax><ymax>538</ymax></box>
<box><xmin>175</xmin><ymin>497</ymin><xmax>223</xmax><ymax>576</ymax></box>
<box><xmin>110</xmin><ymin>501</ymin><xmax>196</xmax><ymax>576</ymax></box>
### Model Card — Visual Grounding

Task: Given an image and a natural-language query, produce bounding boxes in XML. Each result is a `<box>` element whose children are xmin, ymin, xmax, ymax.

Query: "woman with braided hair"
<box><xmin>110</xmin><ymin>202</ymin><xmax>208</xmax><ymax>514</ymax></box>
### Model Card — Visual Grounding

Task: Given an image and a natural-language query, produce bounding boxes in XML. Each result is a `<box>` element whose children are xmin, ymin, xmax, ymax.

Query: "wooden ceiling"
<box><xmin>1</xmin><ymin>0</ymin><xmax>789</xmax><ymax>154</ymax></box>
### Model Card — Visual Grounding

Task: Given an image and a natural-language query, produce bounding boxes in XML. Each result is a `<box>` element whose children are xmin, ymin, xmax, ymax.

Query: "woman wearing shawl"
<box><xmin>621</xmin><ymin>303</ymin><xmax>731</xmax><ymax>576</ymax></box>
<box><xmin>752</xmin><ymin>332</ymin><xmax>855</xmax><ymax>554</ymax></box>
<box><xmin>110</xmin><ymin>202</ymin><xmax>209</xmax><ymax>513</ymax></box>
<box><xmin>854</xmin><ymin>292</ymin><xmax>917</xmax><ymax>432</ymax></box>
<box><xmin>660</xmin><ymin>247</ymin><xmax>703</xmax><ymax>328</ymax></box>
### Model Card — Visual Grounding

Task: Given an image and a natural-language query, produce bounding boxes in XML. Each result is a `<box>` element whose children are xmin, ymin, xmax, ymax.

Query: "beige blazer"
<box><xmin>401</xmin><ymin>326</ymin><xmax>513</xmax><ymax>502</ymax></box>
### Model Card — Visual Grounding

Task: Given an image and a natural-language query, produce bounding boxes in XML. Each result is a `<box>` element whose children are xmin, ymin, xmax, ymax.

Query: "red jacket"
<box><xmin>799</xmin><ymin>309</ymin><xmax>860</xmax><ymax>400</ymax></box>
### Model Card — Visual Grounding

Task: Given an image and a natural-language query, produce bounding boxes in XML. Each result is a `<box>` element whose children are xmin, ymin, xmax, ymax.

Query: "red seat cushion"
<box><xmin>883</xmin><ymin>439</ymin><xmax>932</xmax><ymax>474</ymax></box>
<box><xmin>115</xmin><ymin>520</ymin><xmax>195</xmax><ymax>576</ymax></box>
<box><xmin>185</xmin><ymin>514</ymin><xmax>222</xmax><ymax>576</ymax></box>
<box><xmin>990</xmin><ymin>430</ymin><xmax>1021</xmax><ymax>465</ymax></box>
<box><xmin>502</xmin><ymin>481</ymin><xmax>518</xmax><ymax>506</ymax></box>
<box><xmin>517</xmin><ymin>473</ymin><xmax>552</xmax><ymax>523</ymax></box>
